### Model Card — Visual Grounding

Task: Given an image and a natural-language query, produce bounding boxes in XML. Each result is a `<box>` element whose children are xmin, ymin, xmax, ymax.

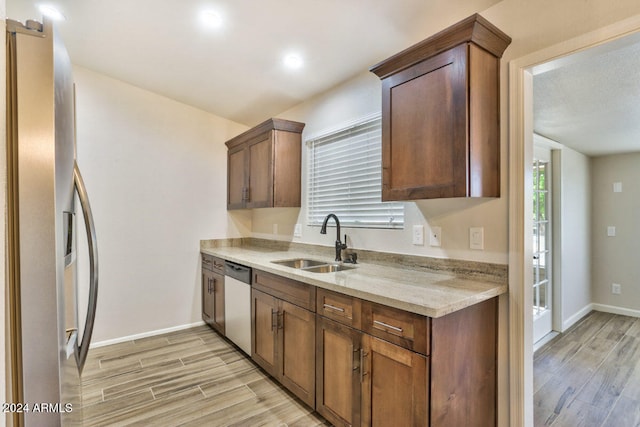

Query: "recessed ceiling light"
<box><xmin>284</xmin><ymin>54</ymin><xmax>304</xmax><ymax>70</ymax></box>
<box><xmin>38</xmin><ymin>4</ymin><xmax>66</xmax><ymax>21</ymax></box>
<box><xmin>200</xmin><ymin>10</ymin><xmax>223</xmax><ymax>28</ymax></box>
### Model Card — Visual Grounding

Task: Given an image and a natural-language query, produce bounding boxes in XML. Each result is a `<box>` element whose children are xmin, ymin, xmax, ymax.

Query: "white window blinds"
<box><xmin>307</xmin><ymin>116</ymin><xmax>404</xmax><ymax>229</ymax></box>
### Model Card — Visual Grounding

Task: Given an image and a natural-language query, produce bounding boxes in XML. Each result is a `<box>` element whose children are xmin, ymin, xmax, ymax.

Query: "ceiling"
<box><xmin>533</xmin><ymin>31</ymin><xmax>640</xmax><ymax>157</ymax></box>
<box><xmin>7</xmin><ymin>0</ymin><xmax>499</xmax><ymax>127</ymax></box>
<box><xmin>9</xmin><ymin>1</ymin><xmax>637</xmax><ymax>153</ymax></box>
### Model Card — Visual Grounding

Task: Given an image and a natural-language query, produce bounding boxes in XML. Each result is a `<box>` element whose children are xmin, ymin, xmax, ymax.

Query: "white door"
<box><xmin>533</xmin><ymin>146</ymin><xmax>553</xmax><ymax>344</ymax></box>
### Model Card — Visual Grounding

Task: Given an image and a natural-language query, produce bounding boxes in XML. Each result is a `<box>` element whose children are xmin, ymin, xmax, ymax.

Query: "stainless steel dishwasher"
<box><xmin>224</xmin><ymin>261</ymin><xmax>252</xmax><ymax>355</ymax></box>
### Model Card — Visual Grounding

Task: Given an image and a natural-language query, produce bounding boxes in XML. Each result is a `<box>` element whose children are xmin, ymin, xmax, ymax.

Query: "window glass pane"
<box><xmin>307</xmin><ymin>117</ymin><xmax>404</xmax><ymax>229</ymax></box>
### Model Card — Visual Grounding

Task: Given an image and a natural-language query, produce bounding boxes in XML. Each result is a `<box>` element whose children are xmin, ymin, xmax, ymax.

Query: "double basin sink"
<box><xmin>271</xmin><ymin>258</ymin><xmax>355</xmax><ymax>273</ymax></box>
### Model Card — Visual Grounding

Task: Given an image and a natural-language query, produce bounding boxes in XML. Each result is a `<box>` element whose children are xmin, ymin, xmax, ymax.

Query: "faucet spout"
<box><xmin>320</xmin><ymin>213</ymin><xmax>347</xmax><ymax>261</ymax></box>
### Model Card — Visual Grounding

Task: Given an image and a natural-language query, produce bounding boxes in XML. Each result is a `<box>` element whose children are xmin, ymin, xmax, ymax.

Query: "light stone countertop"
<box><xmin>201</xmin><ymin>243</ymin><xmax>507</xmax><ymax>318</ymax></box>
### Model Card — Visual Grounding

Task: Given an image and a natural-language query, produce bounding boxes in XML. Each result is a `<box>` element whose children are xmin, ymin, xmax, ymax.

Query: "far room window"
<box><xmin>307</xmin><ymin>115</ymin><xmax>404</xmax><ymax>229</ymax></box>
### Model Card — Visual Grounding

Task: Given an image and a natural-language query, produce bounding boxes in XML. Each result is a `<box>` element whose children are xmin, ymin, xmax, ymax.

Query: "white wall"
<box><xmin>553</xmin><ymin>147</ymin><xmax>592</xmax><ymax>330</ymax></box>
<box><xmin>591</xmin><ymin>153</ymin><xmax>640</xmax><ymax>314</ymax></box>
<box><xmin>74</xmin><ymin>66</ymin><xmax>248</xmax><ymax>343</ymax></box>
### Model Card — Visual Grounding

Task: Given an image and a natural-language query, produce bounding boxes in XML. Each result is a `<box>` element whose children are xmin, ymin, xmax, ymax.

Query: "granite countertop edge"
<box><xmin>200</xmin><ymin>238</ymin><xmax>508</xmax><ymax>318</ymax></box>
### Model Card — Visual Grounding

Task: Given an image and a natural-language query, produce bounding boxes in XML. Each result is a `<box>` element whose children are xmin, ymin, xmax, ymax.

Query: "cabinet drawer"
<box><xmin>253</xmin><ymin>270</ymin><xmax>315</xmax><ymax>311</ymax></box>
<box><xmin>201</xmin><ymin>253</ymin><xmax>225</xmax><ymax>273</ymax></box>
<box><xmin>362</xmin><ymin>301</ymin><xmax>429</xmax><ymax>355</ymax></box>
<box><xmin>316</xmin><ymin>288</ymin><xmax>361</xmax><ymax>329</ymax></box>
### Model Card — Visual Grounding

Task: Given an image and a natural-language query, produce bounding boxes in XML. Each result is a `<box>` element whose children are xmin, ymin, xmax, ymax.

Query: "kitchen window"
<box><xmin>307</xmin><ymin>115</ymin><xmax>404</xmax><ymax>229</ymax></box>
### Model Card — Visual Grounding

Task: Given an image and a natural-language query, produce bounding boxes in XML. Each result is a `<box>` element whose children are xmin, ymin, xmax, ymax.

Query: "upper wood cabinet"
<box><xmin>370</xmin><ymin>14</ymin><xmax>511</xmax><ymax>201</ymax></box>
<box><xmin>225</xmin><ymin>118</ymin><xmax>305</xmax><ymax>209</ymax></box>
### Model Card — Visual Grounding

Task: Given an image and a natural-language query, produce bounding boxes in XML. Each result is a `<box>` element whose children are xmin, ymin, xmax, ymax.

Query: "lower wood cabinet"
<box><xmin>316</xmin><ymin>316</ymin><xmax>362</xmax><ymax>427</ymax></box>
<box><xmin>239</xmin><ymin>267</ymin><xmax>496</xmax><ymax>427</ymax></box>
<box><xmin>201</xmin><ymin>255</ymin><xmax>224</xmax><ymax>335</ymax></box>
<box><xmin>251</xmin><ymin>288</ymin><xmax>315</xmax><ymax>407</ymax></box>
<box><xmin>361</xmin><ymin>334</ymin><xmax>428</xmax><ymax>427</ymax></box>
<box><xmin>316</xmin><ymin>316</ymin><xmax>428</xmax><ymax>427</ymax></box>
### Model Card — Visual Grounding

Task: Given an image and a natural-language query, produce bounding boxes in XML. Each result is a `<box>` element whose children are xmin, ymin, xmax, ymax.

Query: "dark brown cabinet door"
<box><xmin>202</xmin><ymin>269</ymin><xmax>225</xmax><ymax>335</ymax></box>
<box><xmin>227</xmin><ymin>145</ymin><xmax>246</xmax><ymax>209</ymax></box>
<box><xmin>246</xmin><ymin>136</ymin><xmax>272</xmax><ymax>208</ymax></box>
<box><xmin>202</xmin><ymin>269</ymin><xmax>214</xmax><ymax>324</ymax></box>
<box><xmin>381</xmin><ymin>44</ymin><xmax>468</xmax><ymax>201</ymax></box>
<box><xmin>211</xmin><ymin>271</ymin><xmax>225</xmax><ymax>335</ymax></box>
<box><xmin>279</xmin><ymin>300</ymin><xmax>316</xmax><ymax>407</ymax></box>
<box><xmin>360</xmin><ymin>334</ymin><xmax>428</xmax><ymax>427</ymax></box>
<box><xmin>251</xmin><ymin>288</ymin><xmax>316</xmax><ymax>407</ymax></box>
<box><xmin>251</xmin><ymin>288</ymin><xmax>278</xmax><ymax>377</ymax></box>
<box><xmin>316</xmin><ymin>316</ymin><xmax>361</xmax><ymax>427</ymax></box>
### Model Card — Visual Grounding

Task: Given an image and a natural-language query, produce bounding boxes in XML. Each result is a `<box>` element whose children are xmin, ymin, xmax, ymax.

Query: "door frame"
<box><xmin>507</xmin><ymin>14</ymin><xmax>640</xmax><ymax>427</ymax></box>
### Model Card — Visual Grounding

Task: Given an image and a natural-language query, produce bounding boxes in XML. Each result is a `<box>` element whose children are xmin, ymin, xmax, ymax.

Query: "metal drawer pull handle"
<box><xmin>323</xmin><ymin>303</ymin><xmax>345</xmax><ymax>313</ymax></box>
<box><xmin>271</xmin><ymin>309</ymin><xmax>277</xmax><ymax>331</ymax></box>
<box><xmin>203</xmin><ymin>258</ymin><xmax>212</xmax><ymax>264</ymax></box>
<box><xmin>373</xmin><ymin>320</ymin><xmax>403</xmax><ymax>333</ymax></box>
<box><xmin>360</xmin><ymin>349</ymin><xmax>368</xmax><ymax>383</ymax></box>
<box><xmin>277</xmin><ymin>311</ymin><xmax>284</xmax><ymax>330</ymax></box>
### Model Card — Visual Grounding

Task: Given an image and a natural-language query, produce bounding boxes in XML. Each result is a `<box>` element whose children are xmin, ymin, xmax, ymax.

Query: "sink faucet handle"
<box><xmin>339</xmin><ymin>235</ymin><xmax>347</xmax><ymax>250</ymax></box>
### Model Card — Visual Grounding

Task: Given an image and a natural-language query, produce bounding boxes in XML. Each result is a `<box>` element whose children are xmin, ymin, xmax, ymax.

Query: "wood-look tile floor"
<box><xmin>80</xmin><ymin>325</ymin><xmax>330</xmax><ymax>426</ymax></box>
<box><xmin>534</xmin><ymin>310</ymin><xmax>640</xmax><ymax>427</ymax></box>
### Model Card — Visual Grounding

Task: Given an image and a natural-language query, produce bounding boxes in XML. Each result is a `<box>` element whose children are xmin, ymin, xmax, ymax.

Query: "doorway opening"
<box><xmin>508</xmin><ymin>14</ymin><xmax>640</xmax><ymax>427</ymax></box>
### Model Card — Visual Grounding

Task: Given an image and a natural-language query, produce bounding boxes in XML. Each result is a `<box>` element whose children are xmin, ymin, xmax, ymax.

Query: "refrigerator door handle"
<box><xmin>73</xmin><ymin>161</ymin><xmax>98</xmax><ymax>374</ymax></box>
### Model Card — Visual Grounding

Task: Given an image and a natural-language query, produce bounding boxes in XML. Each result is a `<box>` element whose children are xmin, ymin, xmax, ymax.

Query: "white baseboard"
<box><xmin>562</xmin><ymin>303</ymin><xmax>594</xmax><ymax>332</ymax></box>
<box><xmin>560</xmin><ymin>303</ymin><xmax>640</xmax><ymax>334</ymax></box>
<box><xmin>561</xmin><ymin>304</ymin><xmax>596</xmax><ymax>332</ymax></box>
<box><xmin>90</xmin><ymin>321</ymin><xmax>206</xmax><ymax>349</ymax></box>
<box><xmin>592</xmin><ymin>303</ymin><xmax>640</xmax><ymax>319</ymax></box>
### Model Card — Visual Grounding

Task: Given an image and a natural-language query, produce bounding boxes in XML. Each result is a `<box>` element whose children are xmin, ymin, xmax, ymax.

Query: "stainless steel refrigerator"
<box><xmin>6</xmin><ymin>17</ymin><xmax>98</xmax><ymax>426</ymax></box>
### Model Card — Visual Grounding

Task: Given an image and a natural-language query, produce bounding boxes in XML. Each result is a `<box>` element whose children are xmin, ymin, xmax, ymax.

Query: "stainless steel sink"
<box><xmin>271</xmin><ymin>258</ymin><xmax>327</xmax><ymax>269</ymax></box>
<box><xmin>271</xmin><ymin>258</ymin><xmax>355</xmax><ymax>273</ymax></box>
<box><xmin>303</xmin><ymin>264</ymin><xmax>355</xmax><ymax>273</ymax></box>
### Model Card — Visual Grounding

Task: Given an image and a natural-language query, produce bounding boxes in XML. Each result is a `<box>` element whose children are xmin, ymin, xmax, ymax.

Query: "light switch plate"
<box><xmin>412</xmin><ymin>225</ymin><xmax>424</xmax><ymax>246</ymax></box>
<box><xmin>612</xmin><ymin>283</ymin><xmax>622</xmax><ymax>295</ymax></box>
<box><xmin>429</xmin><ymin>226</ymin><xmax>442</xmax><ymax>247</ymax></box>
<box><xmin>294</xmin><ymin>223</ymin><xmax>302</xmax><ymax>238</ymax></box>
<box><xmin>613</xmin><ymin>182</ymin><xmax>622</xmax><ymax>193</ymax></box>
<box><xmin>607</xmin><ymin>226</ymin><xmax>616</xmax><ymax>237</ymax></box>
<box><xmin>470</xmin><ymin>227</ymin><xmax>484</xmax><ymax>250</ymax></box>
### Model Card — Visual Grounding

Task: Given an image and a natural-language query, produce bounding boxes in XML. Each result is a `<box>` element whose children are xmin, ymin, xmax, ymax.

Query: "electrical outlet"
<box><xmin>607</xmin><ymin>226</ymin><xmax>616</xmax><ymax>237</ymax></box>
<box><xmin>272</xmin><ymin>223</ymin><xmax>278</xmax><ymax>235</ymax></box>
<box><xmin>412</xmin><ymin>225</ymin><xmax>424</xmax><ymax>245</ymax></box>
<box><xmin>294</xmin><ymin>223</ymin><xmax>302</xmax><ymax>238</ymax></box>
<box><xmin>470</xmin><ymin>227</ymin><xmax>484</xmax><ymax>250</ymax></box>
<box><xmin>612</xmin><ymin>283</ymin><xmax>622</xmax><ymax>295</ymax></box>
<box><xmin>429</xmin><ymin>226</ymin><xmax>442</xmax><ymax>247</ymax></box>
